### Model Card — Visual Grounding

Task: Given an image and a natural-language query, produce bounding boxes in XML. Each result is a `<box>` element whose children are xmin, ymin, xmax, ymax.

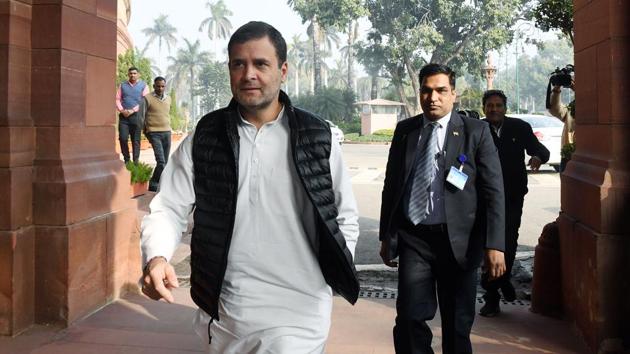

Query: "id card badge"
<box><xmin>446</xmin><ymin>166</ymin><xmax>468</xmax><ymax>190</ymax></box>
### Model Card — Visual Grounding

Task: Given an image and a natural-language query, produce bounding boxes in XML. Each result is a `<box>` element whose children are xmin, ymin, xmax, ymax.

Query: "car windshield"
<box><xmin>515</xmin><ymin>116</ymin><xmax>564</xmax><ymax>128</ymax></box>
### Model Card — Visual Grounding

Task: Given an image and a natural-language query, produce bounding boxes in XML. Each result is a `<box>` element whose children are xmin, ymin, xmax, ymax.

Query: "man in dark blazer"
<box><xmin>379</xmin><ymin>63</ymin><xmax>506</xmax><ymax>354</ymax></box>
<box><xmin>479</xmin><ymin>90</ymin><xmax>550</xmax><ymax>317</ymax></box>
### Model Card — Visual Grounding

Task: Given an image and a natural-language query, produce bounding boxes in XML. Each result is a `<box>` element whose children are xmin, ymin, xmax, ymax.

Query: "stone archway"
<box><xmin>557</xmin><ymin>0</ymin><xmax>630</xmax><ymax>352</ymax></box>
<box><xmin>1</xmin><ymin>0</ymin><xmax>140</xmax><ymax>336</ymax></box>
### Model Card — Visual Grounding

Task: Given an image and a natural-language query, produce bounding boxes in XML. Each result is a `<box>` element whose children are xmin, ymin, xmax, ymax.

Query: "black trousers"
<box><xmin>481</xmin><ymin>196</ymin><xmax>524</xmax><ymax>298</ymax></box>
<box><xmin>394</xmin><ymin>222</ymin><xmax>478</xmax><ymax>354</ymax></box>
<box><xmin>118</xmin><ymin>113</ymin><xmax>141</xmax><ymax>163</ymax></box>
<box><xmin>146</xmin><ymin>131</ymin><xmax>171</xmax><ymax>191</ymax></box>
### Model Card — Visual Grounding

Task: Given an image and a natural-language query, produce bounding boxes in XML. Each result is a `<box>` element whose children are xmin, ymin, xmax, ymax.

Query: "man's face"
<box><xmin>483</xmin><ymin>95</ymin><xmax>507</xmax><ymax>126</ymax></box>
<box><xmin>128</xmin><ymin>70</ymin><xmax>139</xmax><ymax>83</ymax></box>
<box><xmin>228</xmin><ymin>36</ymin><xmax>287</xmax><ymax>113</ymax></box>
<box><xmin>153</xmin><ymin>80</ymin><xmax>166</xmax><ymax>96</ymax></box>
<box><xmin>419</xmin><ymin>73</ymin><xmax>456</xmax><ymax>121</ymax></box>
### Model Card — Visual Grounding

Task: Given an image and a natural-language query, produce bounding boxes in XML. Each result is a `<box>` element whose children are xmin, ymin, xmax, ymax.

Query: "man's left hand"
<box><xmin>528</xmin><ymin>156</ymin><xmax>542</xmax><ymax>171</ymax></box>
<box><xmin>484</xmin><ymin>249</ymin><xmax>506</xmax><ymax>280</ymax></box>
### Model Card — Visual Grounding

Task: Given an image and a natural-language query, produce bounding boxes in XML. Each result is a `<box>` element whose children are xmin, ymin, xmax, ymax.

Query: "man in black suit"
<box><xmin>479</xmin><ymin>90</ymin><xmax>550</xmax><ymax>317</ymax></box>
<box><xmin>379</xmin><ymin>63</ymin><xmax>506</xmax><ymax>354</ymax></box>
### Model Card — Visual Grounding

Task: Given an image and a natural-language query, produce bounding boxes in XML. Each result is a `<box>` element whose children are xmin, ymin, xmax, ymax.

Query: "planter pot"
<box><xmin>131</xmin><ymin>181</ymin><xmax>149</xmax><ymax>198</ymax></box>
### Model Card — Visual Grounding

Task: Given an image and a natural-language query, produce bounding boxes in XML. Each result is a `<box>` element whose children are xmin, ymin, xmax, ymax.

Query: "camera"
<box><xmin>546</xmin><ymin>64</ymin><xmax>574</xmax><ymax>109</ymax></box>
<box><xmin>458</xmin><ymin>110</ymin><xmax>480</xmax><ymax>119</ymax></box>
<box><xmin>549</xmin><ymin>64</ymin><xmax>574</xmax><ymax>88</ymax></box>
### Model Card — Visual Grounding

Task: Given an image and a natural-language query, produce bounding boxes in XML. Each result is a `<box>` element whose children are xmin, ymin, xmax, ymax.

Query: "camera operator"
<box><xmin>548</xmin><ymin>75</ymin><xmax>575</xmax><ymax>171</ymax></box>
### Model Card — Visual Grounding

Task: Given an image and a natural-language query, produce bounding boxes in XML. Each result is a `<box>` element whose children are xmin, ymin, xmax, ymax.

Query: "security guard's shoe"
<box><xmin>501</xmin><ymin>282</ymin><xmax>516</xmax><ymax>302</ymax></box>
<box><xmin>479</xmin><ymin>298</ymin><xmax>501</xmax><ymax>317</ymax></box>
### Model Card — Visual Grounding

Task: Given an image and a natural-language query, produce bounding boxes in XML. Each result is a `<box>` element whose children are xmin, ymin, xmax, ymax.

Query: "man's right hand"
<box><xmin>121</xmin><ymin>109</ymin><xmax>131</xmax><ymax>118</ymax></box>
<box><xmin>484</xmin><ymin>249</ymin><xmax>506</xmax><ymax>280</ymax></box>
<box><xmin>142</xmin><ymin>256</ymin><xmax>179</xmax><ymax>303</ymax></box>
<box><xmin>380</xmin><ymin>241</ymin><xmax>398</xmax><ymax>268</ymax></box>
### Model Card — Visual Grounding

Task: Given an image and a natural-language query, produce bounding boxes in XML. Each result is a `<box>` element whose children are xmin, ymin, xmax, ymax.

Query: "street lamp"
<box><xmin>483</xmin><ymin>52</ymin><xmax>497</xmax><ymax>90</ymax></box>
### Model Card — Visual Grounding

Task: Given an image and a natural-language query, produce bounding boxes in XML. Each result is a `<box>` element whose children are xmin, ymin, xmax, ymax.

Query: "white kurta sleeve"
<box><xmin>141</xmin><ymin>134</ymin><xmax>196</xmax><ymax>265</ymax></box>
<box><xmin>329</xmin><ymin>141</ymin><xmax>360</xmax><ymax>258</ymax></box>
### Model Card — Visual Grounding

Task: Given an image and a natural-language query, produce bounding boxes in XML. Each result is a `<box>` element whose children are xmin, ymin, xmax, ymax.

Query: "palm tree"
<box><xmin>310</xmin><ymin>24</ymin><xmax>340</xmax><ymax>53</ymax></box>
<box><xmin>340</xmin><ymin>21</ymin><xmax>359</xmax><ymax>93</ymax></box>
<box><xmin>287</xmin><ymin>0</ymin><xmax>324</xmax><ymax>94</ymax></box>
<box><xmin>297</xmin><ymin>43</ymin><xmax>315</xmax><ymax>94</ymax></box>
<box><xmin>288</xmin><ymin>35</ymin><xmax>309</xmax><ymax>97</ymax></box>
<box><xmin>328</xmin><ymin>59</ymin><xmax>348</xmax><ymax>89</ymax></box>
<box><xmin>141</xmin><ymin>14</ymin><xmax>177</xmax><ymax>73</ymax></box>
<box><xmin>304</xmin><ymin>21</ymin><xmax>340</xmax><ymax>91</ymax></box>
<box><xmin>198</xmin><ymin>0</ymin><xmax>233</xmax><ymax>55</ymax></box>
<box><xmin>167</xmin><ymin>39</ymin><xmax>212</xmax><ymax>124</ymax></box>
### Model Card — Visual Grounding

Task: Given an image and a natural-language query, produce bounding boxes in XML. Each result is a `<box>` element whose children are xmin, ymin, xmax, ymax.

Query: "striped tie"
<box><xmin>407</xmin><ymin>122</ymin><xmax>439</xmax><ymax>225</ymax></box>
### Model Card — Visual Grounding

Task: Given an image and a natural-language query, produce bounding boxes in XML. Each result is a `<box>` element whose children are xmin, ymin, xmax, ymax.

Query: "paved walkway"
<box><xmin>0</xmin><ymin>288</ymin><xmax>588</xmax><ymax>354</ymax></box>
<box><xmin>10</xmin><ymin>142</ymin><xmax>582</xmax><ymax>353</ymax></box>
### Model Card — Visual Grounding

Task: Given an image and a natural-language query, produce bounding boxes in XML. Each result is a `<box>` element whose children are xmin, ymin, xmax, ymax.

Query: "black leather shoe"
<box><xmin>479</xmin><ymin>299</ymin><xmax>501</xmax><ymax>317</ymax></box>
<box><xmin>501</xmin><ymin>282</ymin><xmax>516</xmax><ymax>302</ymax></box>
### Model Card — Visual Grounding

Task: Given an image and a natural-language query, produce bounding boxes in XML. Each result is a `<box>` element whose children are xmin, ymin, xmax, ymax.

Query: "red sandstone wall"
<box><xmin>1</xmin><ymin>0</ymin><xmax>140</xmax><ymax>336</ymax></box>
<box><xmin>559</xmin><ymin>0</ymin><xmax>630</xmax><ymax>352</ymax></box>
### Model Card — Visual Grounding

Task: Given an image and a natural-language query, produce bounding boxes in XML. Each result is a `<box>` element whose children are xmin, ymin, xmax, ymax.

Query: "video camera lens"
<box><xmin>550</xmin><ymin>64</ymin><xmax>574</xmax><ymax>88</ymax></box>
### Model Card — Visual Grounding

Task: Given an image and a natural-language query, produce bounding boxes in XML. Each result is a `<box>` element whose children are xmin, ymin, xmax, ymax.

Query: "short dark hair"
<box><xmin>128</xmin><ymin>67</ymin><xmax>139</xmax><ymax>73</ymax></box>
<box><xmin>482</xmin><ymin>89</ymin><xmax>507</xmax><ymax>107</ymax></box>
<box><xmin>154</xmin><ymin>76</ymin><xmax>166</xmax><ymax>84</ymax></box>
<box><xmin>227</xmin><ymin>21</ymin><xmax>287</xmax><ymax>67</ymax></box>
<box><xmin>418</xmin><ymin>63</ymin><xmax>456</xmax><ymax>88</ymax></box>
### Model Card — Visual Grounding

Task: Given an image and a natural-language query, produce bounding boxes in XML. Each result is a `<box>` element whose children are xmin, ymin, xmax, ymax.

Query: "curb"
<box><xmin>342</xmin><ymin>141</ymin><xmax>391</xmax><ymax>145</ymax></box>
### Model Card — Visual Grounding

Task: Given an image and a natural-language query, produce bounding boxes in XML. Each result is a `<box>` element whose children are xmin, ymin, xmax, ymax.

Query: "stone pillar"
<box><xmin>1</xmin><ymin>0</ymin><xmax>141</xmax><ymax>335</ymax></box>
<box><xmin>0</xmin><ymin>0</ymin><xmax>36</xmax><ymax>336</ymax></box>
<box><xmin>559</xmin><ymin>0</ymin><xmax>630</xmax><ymax>352</ymax></box>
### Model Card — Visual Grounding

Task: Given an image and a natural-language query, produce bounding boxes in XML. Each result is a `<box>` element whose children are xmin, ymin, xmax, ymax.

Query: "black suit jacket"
<box><xmin>487</xmin><ymin>117</ymin><xmax>550</xmax><ymax>198</ymax></box>
<box><xmin>379</xmin><ymin>112</ymin><xmax>506</xmax><ymax>269</ymax></box>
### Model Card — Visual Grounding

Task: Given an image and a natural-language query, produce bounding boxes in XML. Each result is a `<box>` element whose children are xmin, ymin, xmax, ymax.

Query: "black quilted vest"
<box><xmin>190</xmin><ymin>91</ymin><xmax>359</xmax><ymax>319</ymax></box>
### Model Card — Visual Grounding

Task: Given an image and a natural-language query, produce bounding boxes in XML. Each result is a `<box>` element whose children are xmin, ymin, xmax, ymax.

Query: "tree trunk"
<box><xmin>294</xmin><ymin>65</ymin><xmax>300</xmax><ymax>97</ymax></box>
<box><xmin>346</xmin><ymin>22</ymin><xmax>356</xmax><ymax>93</ymax></box>
<box><xmin>391</xmin><ymin>70</ymin><xmax>413</xmax><ymax>117</ymax></box>
<box><xmin>312</xmin><ymin>18</ymin><xmax>322</xmax><ymax>94</ymax></box>
<box><xmin>190</xmin><ymin>68</ymin><xmax>195</xmax><ymax>124</ymax></box>
<box><xmin>404</xmin><ymin>56</ymin><xmax>420</xmax><ymax>113</ymax></box>
<box><xmin>370</xmin><ymin>75</ymin><xmax>378</xmax><ymax>99</ymax></box>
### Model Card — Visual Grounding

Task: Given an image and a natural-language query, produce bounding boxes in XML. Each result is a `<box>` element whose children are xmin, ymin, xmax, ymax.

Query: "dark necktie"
<box><xmin>407</xmin><ymin>122</ymin><xmax>439</xmax><ymax>225</ymax></box>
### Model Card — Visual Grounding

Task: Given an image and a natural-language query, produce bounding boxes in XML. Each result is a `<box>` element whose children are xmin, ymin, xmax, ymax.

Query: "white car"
<box><xmin>325</xmin><ymin>120</ymin><xmax>345</xmax><ymax>144</ymax></box>
<box><xmin>509</xmin><ymin>114</ymin><xmax>564</xmax><ymax>172</ymax></box>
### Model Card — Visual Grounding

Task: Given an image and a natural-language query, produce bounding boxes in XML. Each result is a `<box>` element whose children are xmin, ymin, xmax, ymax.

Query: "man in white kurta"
<box><xmin>140</xmin><ymin>21</ymin><xmax>359</xmax><ymax>354</ymax></box>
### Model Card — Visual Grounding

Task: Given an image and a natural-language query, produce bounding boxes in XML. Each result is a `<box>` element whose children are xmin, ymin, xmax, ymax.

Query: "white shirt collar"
<box><xmin>238</xmin><ymin>106</ymin><xmax>286</xmax><ymax>127</ymax></box>
<box><xmin>423</xmin><ymin>111</ymin><xmax>452</xmax><ymax>129</ymax></box>
<box><xmin>152</xmin><ymin>92</ymin><xmax>167</xmax><ymax>101</ymax></box>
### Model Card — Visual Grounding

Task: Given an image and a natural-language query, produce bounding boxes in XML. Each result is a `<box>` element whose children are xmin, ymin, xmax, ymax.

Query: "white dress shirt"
<box><xmin>141</xmin><ymin>108</ymin><xmax>359</xmax><ymax>354</ymax></box>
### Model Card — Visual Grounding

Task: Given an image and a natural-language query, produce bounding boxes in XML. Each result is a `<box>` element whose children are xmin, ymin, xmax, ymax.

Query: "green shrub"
<box><xmin>293</xmin><ymin>88</ymin><xmax>357</xmax><ymax>122</ymax></box>
<box><xmin>116</xmin><ymin>48</ymin><xmax>153</xmax><ymax>86</ymax></box>
<box><xmin>345</xmin><ymin>133</ymin><xmax>392</xmax><ymax>143</ymax></box>
<box><xmin>337</xmin><ymin>119</ymin><xmax>361</xmax><ymax>134</ymax></box>
<box><xmin>125</xmin><ymin>161</ymin><xmax>153</xmax><ymax>184</ymax></box>
<box><xmin>372</xmin><ymin>129</ymin><xmax>394</xmax><ymax>137</ymax></box>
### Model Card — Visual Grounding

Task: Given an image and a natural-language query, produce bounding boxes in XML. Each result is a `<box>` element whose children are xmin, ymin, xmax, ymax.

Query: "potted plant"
<box><xmin>126</xmin><ymin>161</ymin><xmax>153</xmax><ymax>197</ymax></box>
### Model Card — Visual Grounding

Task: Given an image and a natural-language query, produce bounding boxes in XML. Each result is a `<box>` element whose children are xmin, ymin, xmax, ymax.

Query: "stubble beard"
<box><xmin>238</xmin><ymin>87</ymin><xmax>280</xmax><ymax>114</ymax></box>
